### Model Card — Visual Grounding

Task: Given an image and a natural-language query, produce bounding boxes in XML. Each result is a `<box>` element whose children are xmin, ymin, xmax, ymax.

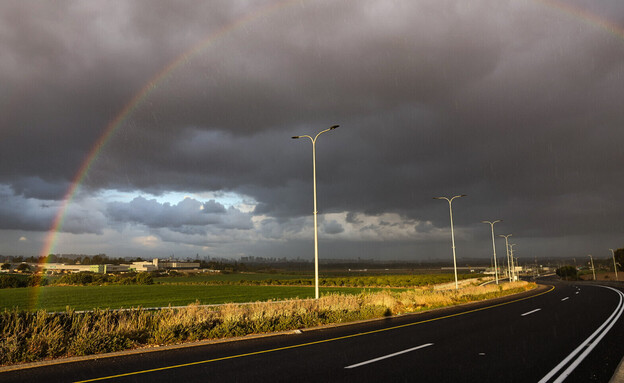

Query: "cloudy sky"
<box><xmin>1</xmin><ymin>0</ymin><xmax>623</xmax><ymax>263</ymax></box>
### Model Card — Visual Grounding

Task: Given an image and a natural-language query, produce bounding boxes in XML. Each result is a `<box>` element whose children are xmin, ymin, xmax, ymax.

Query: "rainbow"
<box><xmin>537</xmin><ymin>0</ymin><xmax>624</xmax><ymax>39</ymax></box>
<box><xmin>30</xmin><ymin>0</ymin><xmax>623</xmax><ymax>310</ymax></box>
<box><xmin>31</xmin><ymin>0</ymin><xmax>300</xmax><ymax>310</ymax></box>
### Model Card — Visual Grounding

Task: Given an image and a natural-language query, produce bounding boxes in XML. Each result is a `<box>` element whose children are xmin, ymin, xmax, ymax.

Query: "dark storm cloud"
<box><xmin>322</xmin><ymin>220</ymin><xmax>344</xmax><ymax>235</ymax></box>
<box><xmin>106</xmin><ymin>196</ymin><xmax>252</xmax><ymax>230</ymax></box>
<box><xmin>0</xmin><ymin>185</ymin><xmax>107</xmax><ymax>234</ymax></box>
<box><xmin>1</xmin><ymin>0</ymin><xmax>623</xmax><ymax>258</ymax></box>
<box><xmin>0</xmin><ymin>0</ymin><xmax>257</xmax><ymax>184</ymax></box>
<box><xmin>10</xmin><ymin>177</ymin><xmax>70</xmax><ymax>200</ymax></box>
<box><xmin>0</xmin><ymin>186</ymin><xmax>56</xmax><ymax>232</ymax></box>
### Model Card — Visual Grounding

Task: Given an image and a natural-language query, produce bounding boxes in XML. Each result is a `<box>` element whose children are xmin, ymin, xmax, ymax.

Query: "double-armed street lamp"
<box><xmin>609</xmin><ymin>249</ymin><xmax>619</xmax><ymax>281</ymax></box>
<box><xmin>434</xmin><ymin>194</ymin><xmax>466</xmax><ymax>290</ymax></box>
<box><xmin>499</xmin><ymin>234</ymin><xmax>513</xmax><ymax>281</ymax></box>
<box><xmin>292</xmin><ymin>125</ymin><xmax>339</xmax><ymax>299</ymax></box>
<box><xmin>588</xmin><ymin>254</ymin><xmax>596</xmax><ymax>281</ymax></box>
<box><xmin>482</xmin><ymin>220</ymin><xmax>501</xmax><ymax>284</ymax></box>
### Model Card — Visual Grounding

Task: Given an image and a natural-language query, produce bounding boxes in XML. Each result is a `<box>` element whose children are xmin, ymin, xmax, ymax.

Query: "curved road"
<box><xmin>1</xmin><ymin>279</ymin><xmax>623</xmax><ymax>382</ymax></box>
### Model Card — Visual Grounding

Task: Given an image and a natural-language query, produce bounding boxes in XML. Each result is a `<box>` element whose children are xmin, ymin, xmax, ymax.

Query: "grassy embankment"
<box><xmin>0</xmin><ymin>280</ymin><xmax>534</xmax><ymax>366</ymax></box>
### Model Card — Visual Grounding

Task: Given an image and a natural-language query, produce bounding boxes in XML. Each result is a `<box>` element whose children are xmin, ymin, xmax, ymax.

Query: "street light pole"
<box><xmin>434</xmin><ymin>194</ymin><xmax>466</xmax><ymax>290</ymax></box>
<box><xmin>609</xmin><ymin>249</ymin><xmax>619</xmax><ymax>281</ymax></box>
<box><xmin>482</xmin><ymin>220</ymin><xmax>501</xmax><ymax>284</ymax></box>
<box><xmin>588</xmin><ymin>254</ymin><xmax>596</xmax><ymax>281</ymax></box>
<box><xmin>292</xmin><ymin>124</ymin><xmax>339</xmax><ymax>299</ymax></box>
<box><xmin>499</xmin><ymin>234</ymin><xmax>512</xmax><ymax>282</ymax></box>
<box><xmin>509</xmin><ymin>244</ymin><xmax>517</xmax><ymax>281</ymax></box>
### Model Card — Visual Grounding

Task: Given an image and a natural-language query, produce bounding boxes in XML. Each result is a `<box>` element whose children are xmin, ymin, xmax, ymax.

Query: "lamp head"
<box><xmin>291</xmin><ymin>136</ymin><xmax>300</xmax><ymax>139</ymax></box>
<box><xmin>329</xmin><ymin>125</ymin><xmax>339</xmax><ymax>130</ymax></box>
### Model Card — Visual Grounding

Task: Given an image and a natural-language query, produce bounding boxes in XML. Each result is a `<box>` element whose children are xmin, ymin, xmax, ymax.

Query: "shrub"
<box><xmin>556</xmin><ymin>265</ymin><xmax>578</xmax><ymax>280</ymax></box>
<box><xmin>0</xmin><ymin>275</ymin><xmax>24</xmax><ymax>289</ymax></box>
<box><xmin>136</xmin><ymin>272</ymin><xmax>154</xmax><ymax>285</ymax></box>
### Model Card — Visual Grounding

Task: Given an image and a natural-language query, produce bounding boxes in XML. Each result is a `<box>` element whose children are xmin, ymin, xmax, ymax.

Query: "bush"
<box><xmin>556</xmin><ymin>265</ymin><xmax>578</xmax><ymax>280</ymax></box>
<box><xmin>136</xmin><ymin>273</ymin><xmax>153</xmax><ymax>285</ymax></box>
<box><xmin>0</xmin><ymin>275</ymin><xmax>24</xmax><ymax>288</ymax></box>
<box><xmin>53</xmin><ymin>272</ymin><xmax>156</xmax><ymax>286</ymax></box>
<box><xmin>0</xmin><ymin>274</ymin><xmax>47</xmax><ymax>289</ymax></box>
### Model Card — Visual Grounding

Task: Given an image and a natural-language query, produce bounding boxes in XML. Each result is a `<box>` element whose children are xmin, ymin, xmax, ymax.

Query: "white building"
<box><xmin>129</xmin><ymin>259</ymin><xmax>200</xmax><ymax>272</ymax></box>
<box><xmin>27</xmin><ymin>258</ymin><xmax>200</xmax><ymax>274</ymax></box>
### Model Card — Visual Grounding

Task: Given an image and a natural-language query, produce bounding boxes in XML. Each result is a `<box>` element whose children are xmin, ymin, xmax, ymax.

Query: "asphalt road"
<box><xmin>2</xmin><ymin>279</ymin><xmax>623</xmax><ymax>383</ymax></box>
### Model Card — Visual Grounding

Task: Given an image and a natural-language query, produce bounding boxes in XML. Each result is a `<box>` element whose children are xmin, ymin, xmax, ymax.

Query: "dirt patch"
<box><xmin>579</xmin><ymin>271</ymin><xmax>621</xmax><ymax>281</ymax></box>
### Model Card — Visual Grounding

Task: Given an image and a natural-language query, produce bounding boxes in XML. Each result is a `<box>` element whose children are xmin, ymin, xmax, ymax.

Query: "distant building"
<box><xmin>129</xmin><ymin>261</ymin><xmax>158</xmax><ymax>272</ymax></box>
<box><xmin>103</xmin><ymin>264</ymin><xmax>131</xmax><ymax>273</ymax></box>
<box><xmin>39</xmin><ymin>263</ymin><xmax>111</xmax><ymax>274</ymax></box>
<box><xmin>29</xmin><ymin>258</ymin><xmax>200</xmax><ymax>274</ymax></box>
<box><xmin>127</xmin><ymin>259</ymin><xmax>200</xmax><ymax>272</ymax></box>
<box><xmin>157</xmin><ymin>259</ymin><xmax>200</xmax><ymax>270</ymax></box>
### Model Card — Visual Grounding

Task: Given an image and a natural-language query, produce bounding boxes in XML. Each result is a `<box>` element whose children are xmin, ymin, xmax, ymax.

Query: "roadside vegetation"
<box><xmin>0</xmin><ymin>281</ymin><xmax>534</xmax><ymax>366</ymax></box>
<box><xmin>156</xmin><ymin>273</ymin><xmax>483</xmax><ymax>288</ymax></box>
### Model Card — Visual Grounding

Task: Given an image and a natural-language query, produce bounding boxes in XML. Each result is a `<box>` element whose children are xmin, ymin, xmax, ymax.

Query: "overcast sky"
<box><xmin>1</xmin><ymin>0</ymin><xmax>623</xmax><ymax>263</ymax></box>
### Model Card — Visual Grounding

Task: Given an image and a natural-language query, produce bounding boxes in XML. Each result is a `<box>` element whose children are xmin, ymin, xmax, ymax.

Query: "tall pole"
<box><xmin>292</xmin><ymin>125</ymin><xmax>339</xmax><ymax>299</ymax></box>
<box><xmin>482</xmin><ymin>220</ymin><xmax>501</xmax><ymax>284</ymax></box>
<box><xmin>509</xmin><ymin>244</ymin><xmax>516</xmax><ymax>281</ymax></box>
<box><xmin>609</xmin><ymin>249</ymin><xmax>619</xmax><ymax>281</ymax></box>
<box><xmin>434</xmin><ymin>194</ymin><xmax>466</xmax><ymax>290</ymax></box>
<box><xmin>499</xmin><ymin>234</ymin><xmax>512</xmax><ymax>282</ymax></box>
<box><xmin>588</xmin><ymin>254</ymin><xmax>596</xmax><ymax>281</ymax></box>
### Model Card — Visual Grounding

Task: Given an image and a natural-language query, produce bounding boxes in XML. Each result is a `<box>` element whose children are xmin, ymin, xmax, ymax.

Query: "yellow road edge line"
<box><xmin>75</xmin><ymin>285</ymin><xmax>555</xmax><ymax>382</ymax></box>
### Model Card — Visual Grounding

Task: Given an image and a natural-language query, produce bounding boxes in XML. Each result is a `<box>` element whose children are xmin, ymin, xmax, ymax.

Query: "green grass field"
<box><xmin>0</xmin><ymin>271</ymin><xmax>484</xmax><ymax>312</ymax></box>
<box><xmin>0</xmin><ymin>284</ymin><xmax>387</xmax><ymax>312</ymax></box>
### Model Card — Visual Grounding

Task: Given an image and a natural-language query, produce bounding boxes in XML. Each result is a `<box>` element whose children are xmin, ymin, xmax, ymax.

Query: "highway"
<box><xmin>1</xmin><ymin>279</ymin><xmax>623</xmax><ymax>382</ymax></box>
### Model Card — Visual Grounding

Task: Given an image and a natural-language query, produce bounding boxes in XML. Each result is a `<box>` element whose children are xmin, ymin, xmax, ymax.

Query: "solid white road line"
<box><xmin>538</xmin><ymin>285</ymin><xmax>624</xmax><ymax>383</ymax></box>
<box><xmin>344</xmin><ymin>343</ymin><xmax>434</xmax><ymax>369</ymax></box>
<box><xmin>561</xmin><ymin>297</ymin><xmax>569</xmax><ymax>301</ymax></box>
<box><xmin>521</xmin><ymin>308</ymin><xmax>542</xmax><ymax>316</ymax></box>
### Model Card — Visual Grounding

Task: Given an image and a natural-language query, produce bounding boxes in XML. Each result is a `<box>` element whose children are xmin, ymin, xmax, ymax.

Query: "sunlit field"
<box><xmin>0</xmin><ymin>272</ymin><xmax>486</xmax><ymax>311</ymax></box>
<box><xmin>0</xmin><ymin>284</ymin><xmax>390</xmax><ymax>312</ymax></box>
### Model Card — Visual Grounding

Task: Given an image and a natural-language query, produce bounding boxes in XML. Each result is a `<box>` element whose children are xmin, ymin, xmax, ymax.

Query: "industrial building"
<box><xmin>18</xmin><ymin>258</ymin><xmax>201</xmax><ymax>274</ymax></box>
